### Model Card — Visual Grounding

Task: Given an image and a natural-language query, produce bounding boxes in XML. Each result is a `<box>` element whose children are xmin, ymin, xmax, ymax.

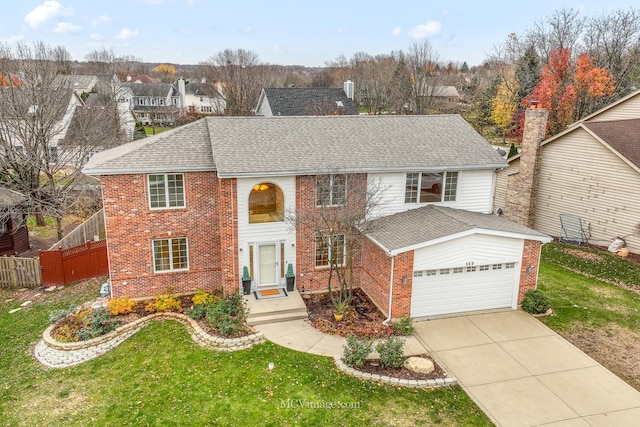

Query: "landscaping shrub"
<box><xmin>184</xmin><ymin>303</ymin><xmax>208</xmax><ymax>320</ymax></box>
<box><xmin>145</xmin><ymin>289</ymin><xmax>183</xmax><ymax>313</ymax></box>
<box><xmin>390</xmin><ymin>317</ymin><xmax>414</xmax><ymax>336</ymax></box>
<box><xmin>343</xmin><ymin>335</ymin><xmax>373</xmax><ymax>368</ymax></box>
<box><xmin>375</xmin><ymin>336</ymin><xmax>405</xmax><ymax>368</ymax></box>
<box><xmin>521</xmin><ymin>289</ymin><xmax>549</xmax><ymax>314</ymax></box>
<box><xmin>192</xmin><ymin>289</ymin><xmax>219</xmax><ymax>306</ymax></box>
<box><xmin>206</xmin><ymin>293</ymin><xmax>248</xmax><ymax>337</ymax></box>
<box><xmin>48</xmin><ymin>306</ymin><xmax>77</xmax><ymax>324</ymax></box>
<box><xmin>76</xmin><ymin>307</ymin><xmax>120</xmax><ymax>341</ymax></box>
<box><xmin>107</xmin><ymin>297</ymin><xmax>136</xmax><ymax>315</ymax></box>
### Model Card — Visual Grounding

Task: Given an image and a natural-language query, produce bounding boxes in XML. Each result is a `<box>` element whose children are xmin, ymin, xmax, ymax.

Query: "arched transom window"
<box><xmin>249</xmin><ymin>183</ymin><xmax>284</xmax><ymax>223</ymax></box>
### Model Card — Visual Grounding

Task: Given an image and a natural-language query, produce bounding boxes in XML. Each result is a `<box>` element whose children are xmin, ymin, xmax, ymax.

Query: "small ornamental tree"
<box><xmin>287</xmin><ymin>172</ymin><xmax>385</xmax><ymax>313</ymax></box>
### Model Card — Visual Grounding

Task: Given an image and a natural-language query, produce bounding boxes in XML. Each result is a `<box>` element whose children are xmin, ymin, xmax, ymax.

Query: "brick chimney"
<box><xmin>504</xmin><ymin>102</ymin><xmax>548</xmax><ymax>228</ymax></box>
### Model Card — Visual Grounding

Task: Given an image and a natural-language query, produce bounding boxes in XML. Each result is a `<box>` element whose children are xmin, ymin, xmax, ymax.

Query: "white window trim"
<box><xmin>152</xmin><ymin>237</ymin><xmax>189</xmax><ymax>273</ymax></box>
<box><xmin>148</xmin><ymin>173</ymin><xmax>186</xmax><ymax>210</ymax></box>
<box><xmin>404</xmin><ymin>171</ymin><xmax>459</xmax><ymax>204</ymax></box>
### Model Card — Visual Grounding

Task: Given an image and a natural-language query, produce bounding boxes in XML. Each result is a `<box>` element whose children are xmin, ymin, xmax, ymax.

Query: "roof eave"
<box><xmin>383</xmin><ymin>227</ymin><xmax>552</xmax><ymax>256</ymax></box>
<box><xmin>83</xmin><ymin>166</ymin><xmax>215</xmax><ymax>176</ymax></box>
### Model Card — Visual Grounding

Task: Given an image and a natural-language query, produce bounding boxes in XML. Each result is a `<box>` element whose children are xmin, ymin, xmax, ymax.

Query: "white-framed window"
<box><xmin>479</xmin><ymin>265</ymin><xmax>490</xmax><ymax>271</ymax></box>
<box><xmin>425</xmin><ymin>269</ymin><xmax>437</xmax><ymax>276</ymax></box>
<box><xmin>148</xmin><ymin>173</ymin><xmax>185</xmax><ymax>209</ymax></box>
<box><xmin>505</xmin><ymin>262</ymin><xmax>516</xmax><ymax>269</ymax></box>
<box><xmin>413</xmin><ymin>270</ymin><xmax>423</xmax><ymax>277</ymax></box>
<box><xmin>453</xmin><ymin>267</ymin><xmax>464</xmax><ymax>274</ymax></box>
<box><xmin>200</xmin><ymin>105</ymin><xmax>213</xmax><ymax>113</ymax></box>
<box><xmin>492</xmin><ymin>264</ymin><xmax>502</xmax><ymax>270</ymax></box>
<box><xmin>316</xmin><ymin>174</ymin><xmax>346</xmax><ymax>206</ymax></box>
<box><xmin>404</xmin><ymin>171</ymin><xmax>459</xmax><ymax>203</ymax></box>
<box><xmin>315</xmin><ymin>234</ymin><xmax>345</xmax><ymax>267</ymax></box>
<box><xmin>466</xmin><ymin>266</ymin><xmax>476</xmax><ymax>272</ymax></box>
<box><xmin>439</xmin><ymin>268</ymin><xmax>450</xmax><ymax>275</ymax></box>
<box><xmin>152</xmin><ymin>238</ymin><xmax>188</xmax><ymax>272</ymax></box>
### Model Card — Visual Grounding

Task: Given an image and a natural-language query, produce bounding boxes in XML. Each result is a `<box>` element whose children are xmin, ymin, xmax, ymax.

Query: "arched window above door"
<box><xmin>249</xmin><ymin>183</ymin><xmax>284</xmax><ymax>224</ymax></box>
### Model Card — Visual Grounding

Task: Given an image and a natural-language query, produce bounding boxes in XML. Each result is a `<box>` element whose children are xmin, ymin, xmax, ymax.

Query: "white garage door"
<box><xmin>410</xmin><ymin>262</ymin><xmax>518</xmax><ymax>318</ymax></box>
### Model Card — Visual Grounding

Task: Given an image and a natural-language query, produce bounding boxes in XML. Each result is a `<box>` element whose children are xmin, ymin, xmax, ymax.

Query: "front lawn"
<box><xmin>538</xmin><ymin>243</ymin><xmax>640</xmax><ymax>390</ymax></box>
<box><xmin>0</xmin><ymin>282</ymin><xmax>490</xmax><ymax>426</ymax></box>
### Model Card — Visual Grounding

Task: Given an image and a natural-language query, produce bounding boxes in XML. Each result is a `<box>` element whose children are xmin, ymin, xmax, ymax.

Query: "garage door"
<box><xmin>410</xmin><ymin>262</ymin><xmax>518</xmax><ymax>318</ymax></box>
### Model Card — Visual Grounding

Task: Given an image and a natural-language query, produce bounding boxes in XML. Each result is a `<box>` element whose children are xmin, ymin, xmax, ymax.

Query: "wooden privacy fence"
<box><xmin>0</xmin><ymin>256</ymin><xmax>42</xmax><ymax>289</ymax></box>
<box><xmin>39</xmin><ymin>240</ymin><xmax>109</xmax><ymax>287</ymax></box>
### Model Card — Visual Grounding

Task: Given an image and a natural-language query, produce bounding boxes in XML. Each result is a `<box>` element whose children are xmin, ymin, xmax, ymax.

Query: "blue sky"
<box><xmin>0</xmin><ymin>0</ymin><xmax>636</xmax><ymax>67</ymax></box>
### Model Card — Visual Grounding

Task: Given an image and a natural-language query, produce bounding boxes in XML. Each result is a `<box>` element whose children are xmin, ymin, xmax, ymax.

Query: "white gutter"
<box><xmin>382</xmin><ymin>255</ymin><xmax>395</xmax><ymax>325</ymax></box>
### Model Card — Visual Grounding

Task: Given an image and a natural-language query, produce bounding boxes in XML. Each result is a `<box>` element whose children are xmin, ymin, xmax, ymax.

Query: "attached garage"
<box><xmin>364</xmin><ymin>205</ymin><xmax>551</xmax><ymax>319</ymax></box>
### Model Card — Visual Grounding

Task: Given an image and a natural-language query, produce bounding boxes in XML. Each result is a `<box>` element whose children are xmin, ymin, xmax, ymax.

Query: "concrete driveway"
<box><xmin>413</xmin><ymin>310</ymin><xmax>640</xmax><ymax>426</ymax></box>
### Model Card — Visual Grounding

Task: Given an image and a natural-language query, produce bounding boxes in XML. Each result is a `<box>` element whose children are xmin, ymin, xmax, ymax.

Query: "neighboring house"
<box><xmin>179</xmin><ymin>79</ymin><xmax>225</xmax><ymax>115</ymax></box>
<box><xmin>255</xmin><ymin>82</ymin><xmax>358</xmax><ymax>116</ymax></box>
<box><xmin>0</xmin><ymin>187</ymin><xmax>29</xmax><ymax>256</ymax></box>
<box><xmin>120</xmin><ymin>82</ymin><xmax>181</xmax><ymax>125</ymax></box>
<box><xmin>84</xmin><ymin>115</ymin><xmax>550</xmax><ymax>319</ymax></box>
<box><xmin>494</xmin><ymin>91</ymin><xmax>640</xmax><ymax>254</ymax></box>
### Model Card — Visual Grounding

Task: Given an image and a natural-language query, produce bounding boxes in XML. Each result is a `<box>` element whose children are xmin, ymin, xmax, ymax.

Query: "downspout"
<box><xmin>382</xmin><ymin>254</ymin><xmax>395</xmax><ymax>325</ymax></box>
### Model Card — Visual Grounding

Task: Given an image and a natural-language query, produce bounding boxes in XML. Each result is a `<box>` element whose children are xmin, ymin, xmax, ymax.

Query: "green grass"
<box><xmin>0</xmin><ymin>283</ymin><xmax>490</xmax><ymax>426</ymax></box>
<box><xmin>538</xmin><ymin>243</ymin><xmax>640</xmax><ymax>332</ymax></box>
<box><xmin>144</xmin><ymin>126</ymin><xmax>172</xmax><ymax>136</ymax></box>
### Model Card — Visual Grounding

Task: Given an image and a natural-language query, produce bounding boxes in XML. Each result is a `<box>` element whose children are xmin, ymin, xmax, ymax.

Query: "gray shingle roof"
<box><xmin>83</xmin><ymin>115</ymin><xmax>507</xmax><ymax>176</ymax></box>
<box><xmin>583</xmin><ymin>119</ymin><xmax>640</xmax><ymax>169</ymax></box>
<box><xmin>261</xmin><ymin>88</ymin><xmax>358</xmax><ymax>116</ymax></box>
<box><xmin>121</xmin><ymin>82</ymin><xmax>176</xmax><ymax>97</ymax></box>
<box><xmin>83</xmin><ymin>119</ymin><xmax>215</xmax><ymax>174</ymax></box>
<box><xmin>0</xmin><ymin>187</ymin><xmax>27</xmax><ymax>208</ymax></box>
<box><xmin>208</xmin><ymin>115</ymin><xmax>506</xmax><ymax>177</ymax></box>
<box><xmin>366</xmin><ymin>205</ymin><xmax>550</xmax><ymax>254</ymax></box>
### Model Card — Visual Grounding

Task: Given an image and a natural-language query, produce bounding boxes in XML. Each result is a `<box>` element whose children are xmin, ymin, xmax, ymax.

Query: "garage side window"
<box><xmin>404</xmin><ymin>171</ymin><xmax>458</xmax><ymax>203</ymax></box>
<box><xmin>149</xmin><ymin>173</ymin><xmax>185</xmax><ymax>209</ymax></box>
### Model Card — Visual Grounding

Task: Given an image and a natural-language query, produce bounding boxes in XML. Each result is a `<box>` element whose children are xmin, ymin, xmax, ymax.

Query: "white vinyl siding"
<box><xmin>585</xmin><ymin>94</ymin><xmax>640</xmax><ymax>122</ymax></box>
<box><xmin>533</xmin><ymin>127</ymin><xmax>640</xmax><ymax>252</ymax></box>
<box><xmin>237</xmin><ymin>176</ymin><xmax>296</xmax><ymax>282</ymax></box>
<box><xmin>368</xmin><ymin>169</ymin><xmax>495</xmax><ymax>218</ymax></box>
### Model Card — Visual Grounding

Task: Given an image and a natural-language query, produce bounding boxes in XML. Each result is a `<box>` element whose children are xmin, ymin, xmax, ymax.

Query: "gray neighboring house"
<box><xmin>120</xmin><ymin>82</ymin><xmax>181</xmax><ymax>125</ymax></box>
<box><xmin>494</xmin><ymin>90</ymin><xmax>640</xmax><ymax>253</ymax></box>
<box><xmin>255</xmin><ymin>82</ymin><xmax>358</xmax><ymax>116</ymax></box>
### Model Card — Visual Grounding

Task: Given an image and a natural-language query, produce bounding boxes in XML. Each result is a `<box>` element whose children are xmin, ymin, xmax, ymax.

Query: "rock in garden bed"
<box><xmin>353</xmin><ymin>354</ymin><xmax>448</xmax><ymax>381</ymax></box>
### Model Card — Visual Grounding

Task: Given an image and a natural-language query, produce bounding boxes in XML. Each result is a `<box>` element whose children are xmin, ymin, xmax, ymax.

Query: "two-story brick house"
<box><xmin>84</xmin><ymin>114</ymin><xmax>550</xmax><ymax>319</ymax></box>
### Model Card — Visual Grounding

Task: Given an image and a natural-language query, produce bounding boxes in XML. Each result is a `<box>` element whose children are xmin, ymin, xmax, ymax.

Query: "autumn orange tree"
<box><xmin>522</xmin><ymin>48</ymin><xmax>614</xmax><ymax>137</ymax></box>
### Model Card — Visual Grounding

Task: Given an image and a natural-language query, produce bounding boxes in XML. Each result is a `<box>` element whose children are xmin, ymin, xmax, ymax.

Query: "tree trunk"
<box><xmin>35</xmin><ymin>214</ymin><xmax>46</xmax><ymax>227</ymax></box>
<box><xmin>55</xmin><ymin>216</ymin><xmax>63</xmax><ymax>241</ymax></box>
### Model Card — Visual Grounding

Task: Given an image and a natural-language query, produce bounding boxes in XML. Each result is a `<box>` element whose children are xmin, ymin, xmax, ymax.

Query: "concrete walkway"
<box><xmin>256</xmin><ymin>310</ymin><xmax>640</xmax><ymax>426</ymax></box>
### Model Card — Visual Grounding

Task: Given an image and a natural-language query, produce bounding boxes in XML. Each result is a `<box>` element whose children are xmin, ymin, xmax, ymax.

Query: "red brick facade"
<box><xmin>101</xmin><ymin>172</ymin><xmax>235</xmax><ymax>298</ymax></box>
<box><xmin>517</xmin><ymin>239</ymin><xmax>543</xmax><ymax>303</ymax></box>
<box><xmin>101</xmin><ymin>170</ymin><xmax>544</xmax><ymax>316</ymax></box>
<box><xmin>360</xmin><ymin>238</ymin><xmax>414</xmax><ymax>318</ymax></box>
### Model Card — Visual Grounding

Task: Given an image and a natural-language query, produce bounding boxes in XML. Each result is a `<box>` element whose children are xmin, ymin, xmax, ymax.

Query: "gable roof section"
<box><xmin>83</xmin><ymin>119</ymin><xmax>215</xmax><ymax>175</ymax></box>
<box><xmin>259</xmin><ymin>87</ymin><xmax>358</xmax><ymax>116</ymax></box>
<box><xmin>121</xmin><ymin>82</ymin><xmax>176</xmax><ymax>97</ymax></box>
<box><xmin>208</xmin><ymin>115</ymin><xmax>506</xmax><ymax>177</ymax></box>
<box><xmin>581</xmin><ymin>119</ymin><xmax>640</xmax><ymax>169</ymax></box>
<box><xmin>366</xmin><ymin>205</ymin><xmax>551</xmax><ymax>255</ymax></box>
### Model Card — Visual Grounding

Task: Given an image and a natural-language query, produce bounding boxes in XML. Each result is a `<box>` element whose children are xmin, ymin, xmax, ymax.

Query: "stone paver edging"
<box><xmin>35</xmin><ymin>312</ymin><xmax>265</xmax><ymax>368</ymax></box>
<box><xmin>333</xmin><ymin>356</ymin><xmax>458</xmax><ymax>388</ymax></box>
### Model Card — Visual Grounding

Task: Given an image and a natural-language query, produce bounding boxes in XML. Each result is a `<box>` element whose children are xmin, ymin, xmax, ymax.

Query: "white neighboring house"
<box><xmin>120</xmin><ymin>82</ymin><xmax>181</xmax><ymax>125</ymax></box>
<box><xmin>178</xmin><ymin>78</ymin><xmax>225</xmax><ymax>115</ymax></box>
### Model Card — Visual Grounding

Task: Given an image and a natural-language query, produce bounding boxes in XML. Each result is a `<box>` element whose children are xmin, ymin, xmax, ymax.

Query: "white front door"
<box><xmin>257</xmin><ymin>243</ymin><xmax>279</xmax><ymax>287</ymax></box>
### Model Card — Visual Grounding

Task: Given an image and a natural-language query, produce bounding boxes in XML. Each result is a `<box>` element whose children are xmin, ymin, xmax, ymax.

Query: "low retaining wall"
<box><xmin>333</xmin><ymin>356</ymin><xmax>457</xmax><ymax>389</ymax></box>
<box><xmin>36</xmin><ymin>312</ymin><xmax>265</xmax><ymax>368</ymax></box>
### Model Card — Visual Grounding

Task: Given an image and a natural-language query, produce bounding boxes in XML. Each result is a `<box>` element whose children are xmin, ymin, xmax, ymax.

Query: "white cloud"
<box><xmin>89</xmin><ymin>33</ymin><xmax>102</xmax><ymax>40</ymax></box>
<box><xmin>91</xmin><ymin>15</ymin><xmax>111</xmax><ymax>26</ymax></box>
<box><xmin>409</xmin><ymin>20</ymin><xmax>442</xmax><ymax>39</ymax></box>
<box><xmin>391</xmin><ymin>26</ymin><xmax>402</xmax><ymax>36</ymax></box>
<box><xmin>273</xmin><ymin>44</ymin><xmax>296</xmax><ymax>53</ymax></box>
<box><xmin>25</xmin><ymin>1</ymin><xmax>74</xmax><ymax>28</ymax></box>
<box><xmin>1</xmin><ymin>35</ymin><xmax>23</xmax><ymax>44</ymax></box>
<box><xmin>244</xmin><ymin>26</ymin><xmax>252</xmax><ymax>33</ymax></box>
<box><xmin>53</xmin><ymin>22</ymin><xmax>82</xmax><ymax>33</ymax></box>
<box><xmin>116</xmin><ymin>28</ymin><xmax>139</xmax><ymax>39</ymax></box>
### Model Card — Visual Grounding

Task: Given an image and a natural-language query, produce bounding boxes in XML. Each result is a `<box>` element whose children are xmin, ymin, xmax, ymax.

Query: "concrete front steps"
<box><xmin>245</xmin><ymin>288</ymin><xmax>309</xmax><ymax>326</ymax></box>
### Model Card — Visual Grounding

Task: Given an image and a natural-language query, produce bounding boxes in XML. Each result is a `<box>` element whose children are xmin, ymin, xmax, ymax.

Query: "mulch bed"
<box><xmin>355</xmin><ymin>354</ymin><xmax>448</xmax><ymax>381</ymax></box>
<box><xmin>303</xmin><ymin>288</ymin><xmax>449</xmax><ymax>381</ymax></box>
<box><xmin>304</xmin><ymin>288</ymin><xmax>395</xmax><ymax>338</ymax></box>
